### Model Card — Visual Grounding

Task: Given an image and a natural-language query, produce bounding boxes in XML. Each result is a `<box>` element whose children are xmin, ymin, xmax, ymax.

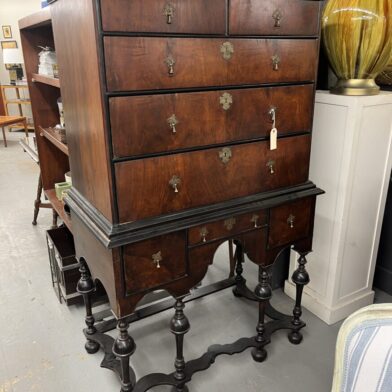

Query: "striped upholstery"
<box><xmin>332</xmin><ymin>304</ymin><xmax>392</xmax><ymax>392</ymax></box>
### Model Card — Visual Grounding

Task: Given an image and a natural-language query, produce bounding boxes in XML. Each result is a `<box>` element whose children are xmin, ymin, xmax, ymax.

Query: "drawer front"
<box><xmin>188</xmin><ymin>210</ymin><xmax>268</xmax><ymax>246</ymax></box>
<box><xmin>116</xmin><ymin>134</ymin><xmax>311</xmax><ymax>222</ymax></box>
<box><xmin>101</xmin><ymin>0</ymin><xmax>226</xmax><ymax>34</ymax></box>
<box><xmin>230</xmin><ymin>0</ymin><xmax>321</xmax><ymax>36</ymax></box>
<box><xmin>268</xmin><ymin>197</ymin><xmax>313</xmax><ymax>249</ymax></box>
<box><xmin>123</xmin><ymin>232</ymin><xmax>187</xmax><ymax>295</ymax></box>
<box><xmin>111</xmin><ymin>84</ymin><xmax>314</xmax><ymax>158</ymax></box>
<box><xmin>105</xmin><ymin>37</ymin><xmax>318</xmax><ymax>91</ymax></box>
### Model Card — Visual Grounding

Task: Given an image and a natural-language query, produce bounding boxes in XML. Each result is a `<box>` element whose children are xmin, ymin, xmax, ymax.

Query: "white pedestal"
<box><xmin>285</xmin><ymin>91</ymin><xmax>392</xmax><ymax>325</ymax></box>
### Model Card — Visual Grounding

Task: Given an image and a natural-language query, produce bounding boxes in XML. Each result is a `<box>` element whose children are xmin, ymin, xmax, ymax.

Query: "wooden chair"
<box><xmin>0</xmin><ymin>115</ymin><xmax>29</xmax><ymax>147</ymax></box>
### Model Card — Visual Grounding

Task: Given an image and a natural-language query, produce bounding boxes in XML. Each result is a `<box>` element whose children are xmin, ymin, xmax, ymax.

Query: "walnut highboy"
<box><xmin>50</xmin><ymin>0</ymin><xmax>324</xmax><ymax>390</ymax></box>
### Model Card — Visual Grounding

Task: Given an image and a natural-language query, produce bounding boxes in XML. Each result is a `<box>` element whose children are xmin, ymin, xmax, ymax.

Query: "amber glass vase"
<box><xmin>322</xmin><ymin>0</ymin><xmax>392</xmax><ymax>95</ymax></box>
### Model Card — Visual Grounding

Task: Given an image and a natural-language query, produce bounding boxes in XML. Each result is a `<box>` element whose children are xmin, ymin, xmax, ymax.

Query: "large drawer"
<box><xmin>230</xmin><ymin>0</ymin><xmax>321</xmax><ymax>36</ymax></box>
<box><xmin>115</xmin><ymin>134</ymin><xmax>311</xmax><ymax>222</ymax></box>
<box><xmin>104</xmin><ymin>37</ymin><xmax>318</xmax><ymax>92</ymax></box>
<box><xmin>111</xmin><ymin>84</ymin><xmax>314</xmax><ymax>158</ymax></box>
<box><xmin>101</xmin><ymin>0</ymin><xmax>226</xmax><ymax>34</ymax></box>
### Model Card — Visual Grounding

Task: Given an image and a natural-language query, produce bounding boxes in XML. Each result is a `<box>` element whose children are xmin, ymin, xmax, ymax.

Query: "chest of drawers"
<box><xmin>51</xmin><ymin>0</ymin><xmax>324</xmax><ymax>390</ymax></box>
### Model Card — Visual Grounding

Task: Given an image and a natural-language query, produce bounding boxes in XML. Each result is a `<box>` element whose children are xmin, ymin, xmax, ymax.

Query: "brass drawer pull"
<box><xmin>200</xmin><ymin>227</ymin><xmax>209</xmax><ymax>243</ymax></box>
<box><xmin>251</xmin><ymin>214</ymin><xmax>260</xmax><ymax>228</ymax></box>
<box><xmin>272</xmin><ymin>55</ymin><xmax>280</xmax><ymax>71</ymax></box>
<box><xmin>165</xmin><ymin>55</ymin><xmax>176</xmax><ymax>76</ymax></box>
<box><xmin>169</xmin><ymin>175</ymin><xmax>181</xmax><ymax>193</ymax></box>
<box><xmin>219</xmin><ymin>147</ymin><xmax>232</xmax><ymax>164</ymax></box>
<box><xmin>152</xmin><ymin>251</ymin><xmax>162</xmax><ymax>269</ymax></box>
<box><xmin>224</xmin><ymin>217</ymin><xmax>236</xmax><ymax>231</ymax></box>
<box><xmin>221</xmin><ymin>42</ymin><xmax>234</xmax><ymax>61</ymax></box>
<box><xmin>163</xmin><ymin>3</ymin><xmax>175</xmax><ymax>24</ymax></box>
<box><xmin>167</xmin><ymin>114</ymin><xmax>179</xmax><ymax>133</ymax></box>
<box><xmin>266</xmin><ymin>159</ymin><xmax>275</xmax><ymax>174</ymax></box>
<box><xmin>287</xmin><ymin>214</ymin><xmax>296</xmax><ymax>229</ymax></box>
<box><xmin>273</xmin><ymin>9</ymin><xmax>283</xmax><ymax>28</ymax></box>
<box><xmin>220</xmin><ymin>92</ymin><xmax>233</xmax><ymax>111</ymax></box>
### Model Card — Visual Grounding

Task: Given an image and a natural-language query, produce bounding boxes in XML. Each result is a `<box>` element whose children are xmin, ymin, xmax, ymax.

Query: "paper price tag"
<box><xmin>270</xmin><ymin>128</ymin><xmax>278</xmax><ymax>150</ymax></box>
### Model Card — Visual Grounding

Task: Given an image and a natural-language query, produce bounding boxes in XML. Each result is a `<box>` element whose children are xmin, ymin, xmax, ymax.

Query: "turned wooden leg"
<box><xmin>233</xmin><ymin>241</ymin><xmax>246</xmax><ymax>297</ymax></box>
<box><xmin>32</xmin><ymin>173</ymin><xmax>43</xmax><ymax>226</ymax></box>
<box><xmin>251</xmin><ymin>267</ymin><xmax>272</xmax><ymax>363</ymax></box>
<box><xmin>23</xmin><ymin>119</ymin><xmax>29</xmax><ymax>141</ymax></box>
<box><xmin>288</xmin><ymin>252</ymin><xmax>310</xmax><ymax>345</ymax></box>
<box><xmin>170</xmin><ymin>298</ymin><xmax>190</xmax><ymax>392</ymax></box>
<box><xmin>77</xmin><ymin>260</ymin><xmax>100</xmax><ymax>354</ymax></box>
<box><xmin>113</xmin><ymin>320</ymin><xmax>136</xmax><ymax>392</ymax></box>
<box><xmin>1</xmin><ymin>127</ymin><xmax>6</xmax><ymax>147</ymax></box>
<box><xmin>52</xmin><ymin>209</ymin><xmax>58</xmax><ymax>229</ymax></box>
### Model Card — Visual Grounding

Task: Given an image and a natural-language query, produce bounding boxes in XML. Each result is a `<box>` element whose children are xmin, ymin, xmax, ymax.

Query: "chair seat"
<box><xmin>0</xmin><ymin>115</ymin><xmax>26</xmax><ymax>127</ymax></box>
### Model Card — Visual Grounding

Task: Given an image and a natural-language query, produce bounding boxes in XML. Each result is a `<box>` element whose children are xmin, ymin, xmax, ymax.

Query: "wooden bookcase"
<box><xmin>19</xmin><ymin>8</ymin><xmax>71</xmax><ymax>232</ymax></box>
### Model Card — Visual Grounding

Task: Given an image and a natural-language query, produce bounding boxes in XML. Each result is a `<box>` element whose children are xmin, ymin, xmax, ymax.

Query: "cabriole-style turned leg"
<box><xmin>113</xmin><ymin>320</ymin><xmax>136</xmax><ymax>392</ymax></box>
<box><xmin>77</xmin><ymin>260</ymin><xmax>100</xmax><ymax>354</ymax></box>
<box><xmin>32</xmin><ymin>173</ymin><xmax>43</xmax><ymax>226</ymax></box>
<box><xmin>170</xmin><ymin>298</ymin><xmax>190</xmax><ymax>392</ymax></box>
<box><xmin>233</xmin><ymin>241</ymin><xmax>246</xmax><ymax>297</ymax></box>
<box><xmin>252</xmin><ymin>267</ymin><xmax>272</xmax><ymax>362</ymax></box>
<box><xmin>288</xmin><ymin>252</ymin><xmax>310</xmax><ymax>345</ymax></box>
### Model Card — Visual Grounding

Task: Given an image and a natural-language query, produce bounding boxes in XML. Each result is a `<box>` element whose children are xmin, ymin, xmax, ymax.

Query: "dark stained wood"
<box><xmin>188</xmin><ymin>210</ymin><xmax>268</xmax><ymax>246</ymax></box>
<box><xmin>116</xmin><ymin>135</ymin><xmax>311</xmax><ymax>222</ymax></box>
<box><xmin>40</xmin><ymin>126</ymin><xmax>69</xmax><ymax>156</ymax></box>
<box><xmin>123</xmin><ymin>232</ymin><xmax>187</xmax><ymax>296</ymax></box>
<box><xmin>51</xmin><ymin>0</ymin><xmax>114</xmax><ymax>222</ymax></box>
<box><xmin>268</xmin><ymin>197</ymin><xmax>313</xmax><ymax>249</ymax></box>
<box><xmin>110</xmin><ymin>84</ymin><xmax>314</xmax><ymax>158</ymax></box>
<box><xmin>229</xmin><ymin>0</ymin><xmax>321</xmax><ymax>36</ymax></box>
<box><xmin>104</xmin><ymin>37</ymin><xmax>319</xmax><ymax>91</ymax></box>
<box><xmin>101</xmin><ymin>0</ymin><xmax>226</xmax><ymax>34</ymax></box>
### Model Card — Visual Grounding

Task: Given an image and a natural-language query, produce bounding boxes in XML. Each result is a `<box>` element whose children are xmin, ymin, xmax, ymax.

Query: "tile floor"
<box><xmin>0</xmin><ymin>131</ymin><xmax>390</xmax><ymax>392</ymax></box>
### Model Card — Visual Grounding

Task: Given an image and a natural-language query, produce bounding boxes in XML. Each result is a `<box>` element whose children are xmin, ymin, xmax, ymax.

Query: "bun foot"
<box><xmin>288</xmin><ymin>331</ymin><xmax>303</xmax><ymax>345</ymax></box>
<box><xmin>85</xmin><ymin>339</ymin><xmax>100</xmax><ymax>354</ymax></box>
<box><xmin>170</xmin><ymin>385</ymin><xmax>189</xmax><ymax>392</ymax></box>
<box><xmin>232</xmin><ymin>287</ymin><xmax>243</xmax><ymax>298</ymax></box>
<box><xmin>251</xmin><ymin>347</ymin><xmax>267</xmax><ymax>363</ymax></box>
<box><xmin>120</xmin><ymin>385</ymin><xmax>133</xmax><ymax>392</ymax></box>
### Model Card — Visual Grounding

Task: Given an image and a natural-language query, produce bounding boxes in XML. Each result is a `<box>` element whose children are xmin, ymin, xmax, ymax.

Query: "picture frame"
<box><xmin>2</xmin><ymin>25</ymin><xmax>12</xmax><ymax>39</ymax></box>
<box><xmin>1</xmin><ymin>40</ymin><xmax>17</xmax><ymax>49</ymax></box>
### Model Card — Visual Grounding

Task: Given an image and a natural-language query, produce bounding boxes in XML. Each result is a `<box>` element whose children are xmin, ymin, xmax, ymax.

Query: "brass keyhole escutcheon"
<box><xmin>167</xmin><ymin>114</ymin><xmax>179</xmax><ymax>133</ymax></box>
<box><xmin>200</xmin><ymin>227</ymin><xmax>209</xmax><ymax>243</ymax></box>
<box><xmin>220</xmin><ymin>42</ymin><xmax>234</xmax><ymax>61</ymax></box>
<box><xmin>169</xmin><ymin>175</ymin><xmax>181</xmax><ymax>193</ymax></box>
<box><xmin>251</xmin><ymin>214</ymin><xmax>260</xmax><ymax>228</ymax></box>
<box><xmin>272</xmin><ymin>55</ymin><xmax>280</xmax><ymax>71</ymax></box>
<box><xmin>224</xmin><ymin>217</ymin><xmax>236</xmax><ymax>231</ymax></box>
<box><xmin>267</xmin><ymin>159</ymin><xmax>275</xmax><ymax>174</ymax></box>
<box><xmin>152</xmin><ymin>251</ymin><xmax>163</xmax><ymax>269</ymax></box>
<box><xmin>165</xmin><ymin>55</ymin><xmax>176</xmax><ymax>76</ymax></box>
<box><xmin>220</xmin><ymin>92</ymin><xmax>233</xmax><ymax>111</ymax></box>
<box><xmin>163</xmin><ymin>3</ymin><xmax>175</xmax><ymax>24</ymax></box>
<box><xmin>219</xmin><ymin>147</ymin><xmax>232</xmax><ymax>164</ymax></box>
<box><xmin>273</xmin><ymin>9</ymin><xmax>283</xmax><ymax>27</ymax></box>
<box><xmin>287</xmin><ymin>214</ymin><xmax>296</xmax><ymax>229</ymax></box>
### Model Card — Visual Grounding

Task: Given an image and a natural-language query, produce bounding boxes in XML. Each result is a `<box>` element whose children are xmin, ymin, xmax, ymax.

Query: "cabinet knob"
<box><xmin>163</xmin><ymin>3</ymin><xmax>175</xmax><ymax>24</ymax></box>
<box><xmin>165</xmin><ymin>55</ymin><xmax>176</xmax><ymax>76</ymax></box>
<box><xmin>272</xmin><ymin>55</ymin><xmax>280</xmax><ymax>71</ymax></box>
<box><xmin>200</xmin><ymin>227</ymin><xmax>209</xmax><ymax>243</ymax></box>
<box><xmin>273</xmin><ymin>9</ymin><xmax>283</xmax><ymax>28</ymax></box>
<box><xmin>152</xmin><ymin>251</ymin><xmax>162</xmax><ymax>269</ymax></box>
<box><xmin>167</xmin><ymin>114</ymin><xmax>179</xmax><ymax>133</ymax></box>
<box><xmin>266</xmin><ymin>159</ymin><xmax>275</xmax><ymax>175</ymax></box>
<box><xmin>169</xmin><ymin>175</ymin><xmax>181</xmax><ymax>193</ymax></box>
<box><xmin>287</xmin><ymin>214</ymin><xmax>296</xmax><ymax>229</ymax></box>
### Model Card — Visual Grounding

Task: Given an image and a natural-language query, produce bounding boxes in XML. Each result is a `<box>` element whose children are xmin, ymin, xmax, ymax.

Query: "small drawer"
<box><xmin>110</xmin><ymin>84</ymin><xmax>314</xmax><ymax>158</ymax></box>
<box><xmin>230</xmin><ymin>0</ymin><xmax>321</xmax><ymax>36</ymax></box>
<box><xmin>116</xmin><ymin>134</ymin><xmax>311</xmax><ymax>222</ymax></box>
<box><xmin>268</xmin><ymin>197</ymin><xmax>314</xmax><ymax>249</ymax></box>
<box><xmin>123</xmin><ymin>232</ymin><xmax>187</xmax><ymax>295</ymax></box>
<box><xmin>188</xmin><ymin>211</ymin><xmax>268</xmax><ymax>246</ymax></box>
<box><xmin>104</xmin><ymin>37</ymin><xmax>318</xmax><ymax>92</ymax></box>
<box><xmin>101</xmin><ymin>0</ymin><xmax>226</xmax><ymax>34</ymax></box>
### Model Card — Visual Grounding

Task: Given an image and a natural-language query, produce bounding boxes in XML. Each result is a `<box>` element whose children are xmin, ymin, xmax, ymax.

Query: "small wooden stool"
<box><xmin>0</xmin><ymin>115</ymin><xmax>29</xmax><ymax>147</ymax></box>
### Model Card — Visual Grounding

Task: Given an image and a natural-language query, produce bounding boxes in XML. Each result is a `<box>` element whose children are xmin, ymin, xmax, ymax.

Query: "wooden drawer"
<box><xmin>188</xmin><ymin>211</ymin><xmax>268</xmax><ymax>246</ymax></box>
<box><xmin>116</xmin><ymin>134</ymin><xmax>311</xmax><ymax>222</ymax></box>
<box><xmin>268</xmin><ymin>197</ymin><xmax>314</xmax><ymax>249</ymax></box>
<box><xmin>123</xmin><ymin>232</ymin><xmax>187</xmax><ymax>295</ymax></box>
<box><xmin>110</xmin><ymin>84</ymin><xmax>314</xmax><ymax>158</ymax></box>
<box><xmin>230</xmin><ymin>0</ymin><xmax>321</xmax><ymax>36</ymax></box>
<box><xmin>104</xmin><ymin>37</ymin><xmax>318</xmax><ymax>92</ymax></box>
<box><xmin>100</xmin><ymin>0</ymin><xmax>226</xmax><ymax>34</ymax></box>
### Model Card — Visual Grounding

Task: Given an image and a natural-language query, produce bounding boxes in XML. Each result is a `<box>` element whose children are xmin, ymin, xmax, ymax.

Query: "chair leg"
<box><xmin>33</xmin><ymin>173</ymin><xmax>44</xmax><ymax>225</ymax></box>
<box><xmin>23</xmin><ymin>120</ymin><xmax>29</xmax><ymax>141</ymax></box>
<box><xmin>1</xmin><ymin>127</ymin><xmax>6</xmax><ymax>147</ymax></box>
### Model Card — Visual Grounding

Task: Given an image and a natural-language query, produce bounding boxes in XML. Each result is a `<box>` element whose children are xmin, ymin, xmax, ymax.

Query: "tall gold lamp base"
<box><xmin>331</xmin><ymin>79</ymin><xmax>380</xmax><ymax>96</ymax></box>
